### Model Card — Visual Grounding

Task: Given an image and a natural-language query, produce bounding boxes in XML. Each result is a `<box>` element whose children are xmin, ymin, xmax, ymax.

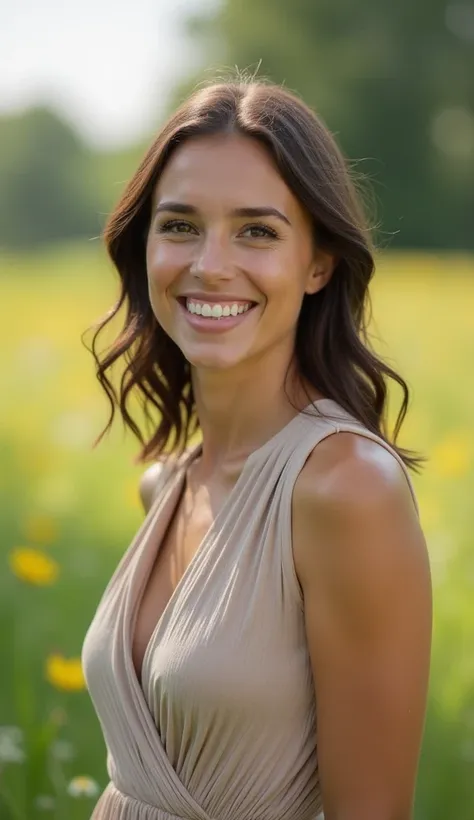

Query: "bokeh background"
<box><xmin>1</xmin><ymin>1</ymin><xmax>473</xmax><ymax>818</ymax></box>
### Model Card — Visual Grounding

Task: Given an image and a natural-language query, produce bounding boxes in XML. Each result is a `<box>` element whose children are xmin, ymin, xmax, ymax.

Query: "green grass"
<box><xmin>0</xmin><ymin>240</ymin><xmax>473</xmax><ymax>818</ymax></box>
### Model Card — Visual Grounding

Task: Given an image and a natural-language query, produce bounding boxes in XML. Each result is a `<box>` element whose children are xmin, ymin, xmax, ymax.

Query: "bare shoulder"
<box><xmin>293</xmin><ymin>429</ymin><xmax>426</xmax><ymax>594</ymax></box>
<box><xmin>295</xmin><ymin>429</ymin><xmax>417</xmax><ymax>515</ymax></box>
<box><xmin>139</xmin><ymin>460</ymin><xmax>168</xmax><ymax>513</ymax></box>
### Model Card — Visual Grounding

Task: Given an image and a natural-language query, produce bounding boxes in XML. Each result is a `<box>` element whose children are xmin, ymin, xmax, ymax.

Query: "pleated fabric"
<box><xmin>82</xmin><ymin>398</ymin><xmax>419</xmax><ymax>820</ymax></box>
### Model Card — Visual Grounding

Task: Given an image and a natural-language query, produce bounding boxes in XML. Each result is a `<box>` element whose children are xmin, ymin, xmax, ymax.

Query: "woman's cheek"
<box><xmin>147</xmin><ymin>242</ymin><xmax>172</xmax><ymax>276</ymax></box>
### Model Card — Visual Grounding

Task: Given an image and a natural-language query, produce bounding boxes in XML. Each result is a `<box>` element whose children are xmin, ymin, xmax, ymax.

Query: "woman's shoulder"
<box><xmin>293</xmin><ymin>426</ymin><xmax>415</xmax><ymax>525</ymax></box>
<box><xmin>138</xmin><ymin>443</ymin><xmax>200</xmax><ymax>512</ymax></box>
<box><xmin>291</xmin><ymin>427</ymin><xmax>422</xmax><ymax>590</ymax></box>
<box><xmin>139</xmin><ymin>461</ymin><xmax>165</xmax><ymax>513</ymax></box>
<box><xmin>138</xmin><ymin>455</ymin><xmax>179</xmax><ymax>513</ymax></box>
<box><xmin>299</xmin><ymin>426</ymin><xmax>407</xmax><ymax>499</ymax></box>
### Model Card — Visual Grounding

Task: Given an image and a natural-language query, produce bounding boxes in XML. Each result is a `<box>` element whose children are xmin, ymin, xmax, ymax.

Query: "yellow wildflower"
<box><xmin>9</xmin><ymin>547</ymin><xmax>59</xmax><ymax>585</ymax></box>
<box><xmin>23</xmin><ymin>513</ymin><xmax>59</xmax><ymax>546</ymax></box>
<box><xmin>431</xmin><ymin>431</ymin><xmax>472</xmax><ymax>478</ymax></box>
<box><xmin>45</xmin><ymin>654</ymin><xmax>86</xmax><ymax>692</ymax></box>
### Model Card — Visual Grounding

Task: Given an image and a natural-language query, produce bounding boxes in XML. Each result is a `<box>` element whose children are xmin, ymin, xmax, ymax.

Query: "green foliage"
<box><xmin>176</xmin><ymin>0</ymin><xmax>474</xmax><ymax>250</ymax></box>
<box><xmin>93</xmin><ymin>141</ymin><xmax>151</xmax><ymax>216</ymax></box>
<box><xmin>0</xmin><ymin>107</ymin><xmax>150</xmax><ymax>252</ymax></box>
<box><xmin>0</xmin><ymin>108</ymin><xmax>100</xmax><ymax>250</ymax></box>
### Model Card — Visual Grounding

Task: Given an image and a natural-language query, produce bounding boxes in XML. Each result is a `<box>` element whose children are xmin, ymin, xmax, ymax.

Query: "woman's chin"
<box><xmin>183</xmin><ymin>344</ymin><xmax>247</xmax><ymax>372</ymax></box>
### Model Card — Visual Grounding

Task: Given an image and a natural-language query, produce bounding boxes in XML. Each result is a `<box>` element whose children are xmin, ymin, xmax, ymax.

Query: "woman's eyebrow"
<box><xmin>155</xmin><ymin>201</ymin><xmax>196</xmax><ymax>216</ymax></box>
<box><xmin>231</xmin><ymin>207</ymin><xmax>291</xmax><ymax>226</ymax></box>
<box><xmin>154</xmin><ymin>201</ymin><xmax>291</xmax><ymax>226</ymax></box>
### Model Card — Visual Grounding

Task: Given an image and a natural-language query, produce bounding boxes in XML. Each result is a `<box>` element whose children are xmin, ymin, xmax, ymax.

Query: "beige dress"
<box><xmin>82</xmin><ymin>398</ymin><xmax>419</xmax><ymax>820</ymax></box>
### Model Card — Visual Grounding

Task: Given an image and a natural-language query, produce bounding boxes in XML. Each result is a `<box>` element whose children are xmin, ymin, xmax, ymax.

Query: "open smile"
<box><xmin>177</xmin><ymin>297</ymin><xmax>258</xmax><ymax>333</ymax></box>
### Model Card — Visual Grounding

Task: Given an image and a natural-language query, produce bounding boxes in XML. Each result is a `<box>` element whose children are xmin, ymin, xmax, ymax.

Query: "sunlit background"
<box><xmin>1</xmin><ymin>2</ymin><xmax>473</xmax><ymax>818</ymax></box>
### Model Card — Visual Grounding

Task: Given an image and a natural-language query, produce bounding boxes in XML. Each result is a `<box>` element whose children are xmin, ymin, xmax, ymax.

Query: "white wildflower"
<box><xmin>67</xmin><ymin>776</ymin><xmax>100</xmax><ymax>798</ymax></box>
<box><xmin>0</xmin><ymin>726</ymin><xmax>23</xmax><ymax>744</ymax></box>
<box><xmin>50</xmin><ymin>739</ymin><xmax>76</xmax><ymax>761</ymax></box>
<box><xmin>0</xmin><ymin>726</ymin><xmax>25</xmax><ymax>764</ymax></box>
<box><xmin>35</xmin><ymin>794</ymin><xmax>56</xmax><ymax>811</ymax></box>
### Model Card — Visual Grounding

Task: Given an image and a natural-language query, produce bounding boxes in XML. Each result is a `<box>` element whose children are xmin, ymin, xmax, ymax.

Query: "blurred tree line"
<box><xmin>0</xmin><ymin>106</ymin><xmax>148</xmax><ymax>251</ymax></box>
<box><xmin>1</xmin><ymin>0</ymin><xmax>473</xmax><ymax>252</ymax></box>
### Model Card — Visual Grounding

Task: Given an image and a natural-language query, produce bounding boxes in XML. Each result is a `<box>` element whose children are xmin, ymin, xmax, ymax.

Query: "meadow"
<box><xmin>0</xmin><ymin>241</ymin><xmax>473</xmax><ymax>819</ymax></box>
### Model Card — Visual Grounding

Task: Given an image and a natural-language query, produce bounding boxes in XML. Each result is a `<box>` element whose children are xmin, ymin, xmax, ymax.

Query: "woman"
<box><xmin>82</xmin><ymin>79</ymin><xmax>432</xmax><ymax>820</ymax></box>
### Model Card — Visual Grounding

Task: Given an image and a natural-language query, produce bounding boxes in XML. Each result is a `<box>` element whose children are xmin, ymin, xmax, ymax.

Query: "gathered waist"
<box><xmin>92</xmin><ymin>780</ymin><xmax>324</xmax><ymax>820</ymax></box>
<box><xmin>91</xmin><ymin>782</ymin><xmax>199</xmax><ymax>820</ymax></box>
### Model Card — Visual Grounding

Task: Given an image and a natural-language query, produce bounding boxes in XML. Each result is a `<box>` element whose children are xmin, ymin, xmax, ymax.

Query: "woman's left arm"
<box><xmin>293</xmin><ymin>434</ymin><xmax>433</xmax><ymax>820</ymax></box>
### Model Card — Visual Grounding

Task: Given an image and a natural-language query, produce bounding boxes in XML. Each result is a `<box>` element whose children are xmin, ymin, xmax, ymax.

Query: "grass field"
<box><xmin>0</xmin><ymin>240</ymin><xmax>473</xmax><ymax>819</ymax></box>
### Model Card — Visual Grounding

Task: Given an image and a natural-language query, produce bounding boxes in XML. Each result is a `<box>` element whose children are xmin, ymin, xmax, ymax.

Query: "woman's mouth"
<box><xmin>177</xmin><ymin>297</ymin><xmax>258</xmax><ymax>332</ymax></box>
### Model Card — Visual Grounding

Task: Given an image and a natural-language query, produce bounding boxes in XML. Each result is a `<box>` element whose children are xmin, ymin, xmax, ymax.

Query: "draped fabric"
<box><xmin>82</xmin><ymin>399</ymin><xmax>419</xmax><ymax>820</ymax></box>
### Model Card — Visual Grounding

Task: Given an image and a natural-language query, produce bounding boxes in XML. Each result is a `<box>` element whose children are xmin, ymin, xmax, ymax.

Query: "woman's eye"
<box><xmin>241</xmin><ymin>224</ymin><xmax>278</xmax><ymax>240</ymax></box>
<box><xmin>158</xmin><ymin>219</ymin><xmax>196</xmax><ymax>235</ymax></box>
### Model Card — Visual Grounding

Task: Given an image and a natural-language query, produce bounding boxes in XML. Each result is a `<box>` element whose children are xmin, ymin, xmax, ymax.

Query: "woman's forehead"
<box><xmin>153</xmin><ymin>133</ymin><xmax>301</xmax><ymax>218</ymax></box>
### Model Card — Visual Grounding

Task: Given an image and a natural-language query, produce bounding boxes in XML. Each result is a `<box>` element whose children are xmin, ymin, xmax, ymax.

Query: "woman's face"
<box><xmin>146</xmin><ymin>132</ymin><xmax>333</xmax><ymax>372</ymax></box>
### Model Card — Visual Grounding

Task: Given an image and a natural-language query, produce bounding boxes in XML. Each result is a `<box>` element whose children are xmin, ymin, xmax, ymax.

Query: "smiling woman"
<box><xmin>81</xmin><ymin>78</ymin><xmax>432</xmax><ymax>820</ymax></box>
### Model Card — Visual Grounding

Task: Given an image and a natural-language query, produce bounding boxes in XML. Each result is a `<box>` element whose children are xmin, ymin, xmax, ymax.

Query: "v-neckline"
<box><xmin>127</xmin><ymin>397</ymin><xmax>335</xmax><ymax>694</ymax></box>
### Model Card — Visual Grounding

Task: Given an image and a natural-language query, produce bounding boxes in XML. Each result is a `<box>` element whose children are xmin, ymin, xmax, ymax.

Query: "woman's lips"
<box><xmin>177</xmin><ymin>299</ymin><xmax>258</xmax><ymax>333</ymax></box>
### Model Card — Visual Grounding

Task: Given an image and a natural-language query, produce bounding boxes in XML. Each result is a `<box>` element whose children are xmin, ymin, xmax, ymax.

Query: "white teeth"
<box><xmin>185</xmin><ymin>299</ymin><xmax>253</xmax><ymax>319</ymax></box>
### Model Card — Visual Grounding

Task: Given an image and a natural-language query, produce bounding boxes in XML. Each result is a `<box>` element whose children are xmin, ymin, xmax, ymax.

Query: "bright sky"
<box><xmin>0</xmin><ymin>0</ymin><xmax>215</xmax><ymax>148</ymax></box>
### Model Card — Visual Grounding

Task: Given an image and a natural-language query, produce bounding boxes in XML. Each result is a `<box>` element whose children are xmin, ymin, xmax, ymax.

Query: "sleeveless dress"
<box><xmin>82</xmin><ymin>398</ymin><xmax>419</xmax><ymax>820</ymax></box>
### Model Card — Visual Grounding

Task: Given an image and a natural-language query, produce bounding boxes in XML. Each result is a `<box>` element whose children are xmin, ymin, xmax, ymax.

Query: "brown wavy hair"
<box><xmin>84</xmin><ymin>79</ymin><xmax>425</xmax><ymax>472</ymax></box>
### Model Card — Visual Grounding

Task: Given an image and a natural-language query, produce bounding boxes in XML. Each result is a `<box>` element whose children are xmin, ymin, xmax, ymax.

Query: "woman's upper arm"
<box><xmin>292</xmin><ymin>434</ymin><xmax>432</xmax><ymax>820</ymax></box>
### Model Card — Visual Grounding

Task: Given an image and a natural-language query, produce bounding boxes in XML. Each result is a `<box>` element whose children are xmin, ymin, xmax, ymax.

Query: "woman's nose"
<box><xmin>189</xmin><ymin>235</ymin><xmax>234</xmax><ymax>282</ymax></box>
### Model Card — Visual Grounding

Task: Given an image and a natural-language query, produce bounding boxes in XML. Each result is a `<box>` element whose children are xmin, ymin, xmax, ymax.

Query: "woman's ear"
<box><xmin>305</xmin><ymin>251</ymin><xmax>337</xmax><ymax>295</ymax></box>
